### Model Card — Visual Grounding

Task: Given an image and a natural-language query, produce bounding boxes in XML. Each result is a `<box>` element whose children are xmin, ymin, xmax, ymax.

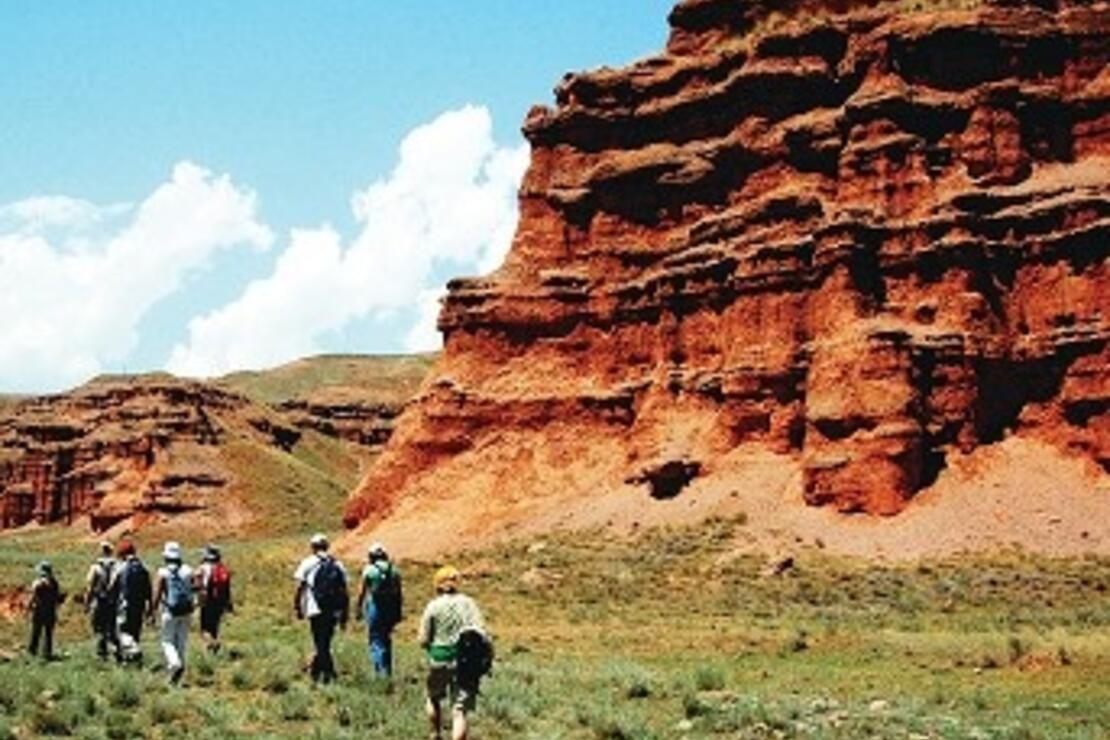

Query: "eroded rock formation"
<box><xmin>0</xmin><ymin>378</ymin><xmax>299</xmax><ymax>531</ymax></box>
<box><xmin>279</xmin><ymin>395</ymin><xmax>402</xmax><ymax>452</ymax></box>
<box><xmin>346</xmin><ymin>0</ymin><xmax>1108</xmax><ymax>538</ymax></box>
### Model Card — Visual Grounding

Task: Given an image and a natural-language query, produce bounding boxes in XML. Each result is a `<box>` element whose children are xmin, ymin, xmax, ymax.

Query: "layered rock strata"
<box><xmin>0</xmin><ymin>379</ymin><xmax>298</xmax><ymax>531</ymax></box>
<box><xmin>278</xmin><ymin>396</ymin><xmax>402</xmax><ymax>452</ymax></box>
<box><xmin>347</xmin><ymin>0</ymin><xmax>1108</xmax><ymax>532</ymax></box>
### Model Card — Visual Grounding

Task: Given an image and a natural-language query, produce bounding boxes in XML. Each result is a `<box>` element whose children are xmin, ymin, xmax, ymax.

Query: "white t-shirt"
<box><xmin>157</xmin><ymin>564</ymin><xmax>194</xmax><ymax>616</ymax></box>
<box><xmin>294</xmin><ymin>554</ymin><xmax>348</xmax><ymax>618</ymax></box>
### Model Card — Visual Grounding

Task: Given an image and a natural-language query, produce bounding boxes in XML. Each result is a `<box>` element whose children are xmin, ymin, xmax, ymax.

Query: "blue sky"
<box><xmin>0</xmin><ymin>1</ymin><xmax>674</xmax><ymax>392</ymax></box>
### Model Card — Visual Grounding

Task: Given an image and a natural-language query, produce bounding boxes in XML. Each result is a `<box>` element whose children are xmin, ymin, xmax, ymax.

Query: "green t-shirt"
<box><xmin>362</xmin><ymin>561</ymin><xmax>399</xmax><ymax>593</ymax></box>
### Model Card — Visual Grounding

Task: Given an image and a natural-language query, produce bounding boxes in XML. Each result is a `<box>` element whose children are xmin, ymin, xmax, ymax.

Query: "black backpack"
<box><xmin>312</xmin><ymin>557</ymin><xmax>348</xmax><ymax>614</ymax></box>
<box><xmin>371</xmin><ymin>564</ymin><xmax>403</xmax><ymax>626</ymax></box>
<box><xmin>456</xmin><ymin>629</ymin><xmax>494</xmax><ymax>684</ymax></box>
<box><xmin>119</xmin><ymin>559</ymin><xmax>151</xmax><ymax>609</ymax></box>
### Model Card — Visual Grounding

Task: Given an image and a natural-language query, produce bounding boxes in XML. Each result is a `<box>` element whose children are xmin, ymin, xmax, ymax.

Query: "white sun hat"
<box><xmin>163</xmin><ymin>541</ymin><xmax>183</xmax><ymax>561</ymax></box>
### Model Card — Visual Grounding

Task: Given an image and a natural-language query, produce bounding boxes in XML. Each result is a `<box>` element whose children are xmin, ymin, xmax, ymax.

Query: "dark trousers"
<box><xmin>200</xmin><ymin>604</ymin><xmax>225</xmax><ymax>640</ymax></box>
<box><xmin>309</xmin><ymin>613</ymin><xmax>338</xmax><ymax>683</ymax></box>
<box><xmin>92</xmin><ymin>602</ymin><xmax>118</xmax><ymax>659</ymax></box>
<box><xmin>29</xmin><ymin>615</ymin><xmax>56</xmax><ymax>658</ymax></box>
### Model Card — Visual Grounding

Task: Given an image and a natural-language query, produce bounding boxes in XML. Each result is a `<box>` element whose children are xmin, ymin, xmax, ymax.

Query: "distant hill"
<box><xmin>0</xmin><ymin>354</ymin><xmax>435</xmax><ymax>538</ymax></box>
<box><xmin>219</xmin><ymin>354</ymin><xmax>436</xmax><ymax>406</ymax></box>
<box><xmin>0</xmin><ymin>396</ymin><xmax>25</xmax><ymax>414</ymax></box>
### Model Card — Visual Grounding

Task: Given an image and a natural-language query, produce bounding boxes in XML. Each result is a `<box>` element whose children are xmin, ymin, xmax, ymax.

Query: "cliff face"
<box><xmin>346</xmin><ymin>0</ymin><xmax>1108</xmax><ymax>546</ymax></box>
<box><xmin>0</xmin><ymin>378</ymin><xmax>300</xmax><ymax>531</ymax></box>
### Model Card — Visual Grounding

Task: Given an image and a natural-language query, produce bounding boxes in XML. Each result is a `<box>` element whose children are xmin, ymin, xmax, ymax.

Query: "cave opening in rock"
<box><xmin>641</xmin><ymin>460</ymin><xmax>702</xmax><ymax>500</ymax></box>
<box><xmin>975</xmin><ymin>355</ymin><xmax>1071</xmax><ymax>444</ymax></box>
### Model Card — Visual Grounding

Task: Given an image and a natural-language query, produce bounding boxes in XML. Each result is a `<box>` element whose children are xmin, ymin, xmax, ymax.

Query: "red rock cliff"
<box><xmin>0</xmin><ymin>378</ymin><xmax>299</xmax><ymax>532</ymax></box>
<box><xmin>345</xmin><ymin>0</ymin><xmax>1109</xmax><ymax>542</ymax></box>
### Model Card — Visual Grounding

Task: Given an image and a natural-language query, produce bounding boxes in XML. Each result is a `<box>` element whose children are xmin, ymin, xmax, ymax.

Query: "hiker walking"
<box><xmin>196</xmin><ymin>544</ymin><xmax>233</xmax><ymax>655</ymax></box>
<box><xmin>84</xmin><ymin>541</ymin><xmax>119</xmax><ymax>660</ymax></box>
<box><xmin>293</xmin><ymin>533</ymin><xmax>349</xmax><ymax>684</ymax></box>
<box><xmin>420</xmin><ymin>566</ymin><xmax>492</xmax><ymax>740</ymax></box>
<box><xmin>152</xmin><ymin>542</ymin><xmax>195</xmax><ymax>685</ymax></box>
<box><xmin>28</xmin><ymin>561</ymin><xmax>64</xmax><ymax>660</ymax></box>
<box><xmin>356</xmin><ymin>542</ymin><xmax>403</xmax><ymax>678</ymax></box>
<box><xmin>112</xmin><ymin>541</ymin><xmax>152</xmax><ymax>665</ymax></box>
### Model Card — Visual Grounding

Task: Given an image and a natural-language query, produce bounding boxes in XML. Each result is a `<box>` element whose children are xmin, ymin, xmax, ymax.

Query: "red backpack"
<box><xmin>207</xmin><ymin>563</ymin><xmax>231</xmax><ymax>606</ymax></box>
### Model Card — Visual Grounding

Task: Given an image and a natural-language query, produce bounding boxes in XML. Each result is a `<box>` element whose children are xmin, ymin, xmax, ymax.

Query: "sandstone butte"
<box><xmin>344</xmin><ymin>0</ymin><xmax>1110</xmax><ymax>559</ymax></box>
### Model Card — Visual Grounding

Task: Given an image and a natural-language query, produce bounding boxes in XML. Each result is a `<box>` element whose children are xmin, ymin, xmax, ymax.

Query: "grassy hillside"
<box><xmin>0</xmin><ymin>396</ymin><xmax>26</xmax><ymax>414</ymax></box>
<box><xmin>219</xmin><ymin>354</ymin><xmax>436</xmax><ymax>406</ymax></box>
<box><xmin>0</xmin><ymin>520</ymin><xmax>1106</xmax><ymax>738</ymax></box>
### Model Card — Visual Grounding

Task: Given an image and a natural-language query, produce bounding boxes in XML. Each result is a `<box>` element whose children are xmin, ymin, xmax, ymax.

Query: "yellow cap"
<box><xmin>434</xmin><ymin>565</ymin><xmax>460</xmax><ymax>591</ymax></box>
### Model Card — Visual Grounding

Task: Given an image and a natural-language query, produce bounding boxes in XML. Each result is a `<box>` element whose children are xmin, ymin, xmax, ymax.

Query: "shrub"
<box><xmin>29</xmin><ymin>705</ymin><xmax>75</xmax><ymax>736</ymax></box>
<box><xmin>693</xmin><ymin>666</ymin><xmax>726</xmax><ymax>692</ymax></box>
<box><xmin>107</xmin><ymin>678</ymin><xmax>141</xmax><ymax>710</ymax></box>
<box><xmin>279</xmin><ymin>689</ymin><xmax>312</xmax><ymax>722</ymax></box>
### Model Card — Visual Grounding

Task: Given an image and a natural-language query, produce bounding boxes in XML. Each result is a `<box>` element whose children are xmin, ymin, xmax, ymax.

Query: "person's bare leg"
<box><xmin>426</xmin><ymin>698</ymin><xmax>442</xmax><ymax>740</ymax></box>
<box><xmin>451</xmin><ymin>707</ymin><xmax>468</xmax><ymax>740</ymax></box>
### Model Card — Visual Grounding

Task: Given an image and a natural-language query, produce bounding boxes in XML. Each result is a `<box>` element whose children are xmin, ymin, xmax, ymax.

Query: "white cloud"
<box><xmin>0</xmin><ymin>162</ymin><xmax>273</xmax><ymax>392</ymax></box>
<box><xmin>168</xmin><ymin>105</ymin><xmax>528</xmax><ymax>377</ymax></box>
<box><xmin>0</xmin><ymin>196</ymin><xmax>114</xmax><ymax>233</ymax></box>
<box><xmin>404</xmin><ymin>288</ymin><xmax>448</xmax><ymax>353</ymax></box>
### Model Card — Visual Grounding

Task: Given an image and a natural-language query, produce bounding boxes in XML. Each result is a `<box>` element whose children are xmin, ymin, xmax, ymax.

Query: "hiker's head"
<box><xmin>117</xmin><ymin>541</ymin><xmax>136</xmax><ymax>558</ymax></box>
<box><xmin>203</xmin><ymin>544</ymin><xmax>221</xmax><ymax>563</ymax></box>
<box><xmin>163</xmin><ymin>541</ymin><xmax>183</xmax><ymax>564</ymax></box>
<box><xmin>36</xmin><ymin>561</ymin><xmax>52</xmax><ymax>577</ymax></box>
<box><xmin>310</xmin><ymin>533</ymin><xmax>329</xmax><ymax>553</ymax></box>
<box><xmin>368</xmin><ymin>542</ymin><xmax>388</xmax><ymax>562</ymax></box>
<box><xmin>434</xmin><ymin>565</ymin><xmax>460</xmax><ymax>594</ymax></box>
<box><xmin>99</xmin><ymin>540</ymin><xmax>113</xmax><ymax>558</ymax></box>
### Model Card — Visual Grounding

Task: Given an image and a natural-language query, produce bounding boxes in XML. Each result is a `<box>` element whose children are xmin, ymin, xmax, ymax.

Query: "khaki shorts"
<box><xmin>426</xmin><ymin>663</ymin><xmax>477</xmax><ymax>712</ymax></box>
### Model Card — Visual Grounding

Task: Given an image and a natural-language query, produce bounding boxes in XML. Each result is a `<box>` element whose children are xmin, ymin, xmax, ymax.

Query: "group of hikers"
<box><xmin>23</xmin><ymin>533</ymin><xmax>492</xmax><ymax>740</ymax></box>
<box><xmin>28</xmin><ymin>539</ymin><xmax>235</xmax><ymax>678</ymax></box>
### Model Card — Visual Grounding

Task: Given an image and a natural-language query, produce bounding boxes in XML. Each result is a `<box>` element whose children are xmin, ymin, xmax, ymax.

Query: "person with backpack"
<box><xmin>112</xmin><ymin>540</ymin><xmax>152</xmax><ymax>665</ymax></box>
<box><xmin>28</xmin><ymin>561</ymin><xmax>65</xmax><ymax>660</ymax></box>
<box><xmin>419</xmin><ymin>565</ymin><xmax>491</xmax><ymax>740</ymax></box>
<box><xmin>356</xmin><ymin>542</ymin><xmax>403</xmax><ymax>678</ymax></box>
<box><xmin>151</xmin><ymin>541</ymin><xmax>195</xmax><ymax>685</ymax></box>
<box><xmin>195</xmin><ymin>544</ymin><xmax>233</xmax><ymax>655</ymax></box>
<box><xmin>293</xmin><ymin>533</ymin><xmax>349</xmax><ymax>684</ymax></box>
<box><xmin>84</xmin><ymin>541</ymin><xmax>118</xmax><ymax>660</ymax></box>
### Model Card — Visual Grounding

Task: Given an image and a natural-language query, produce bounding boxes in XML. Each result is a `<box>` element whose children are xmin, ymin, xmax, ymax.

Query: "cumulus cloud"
<box><xmin>0</xmin><ymin>162</ymin><xmax>273</xmax><ymax>392</ymax></box>
<box><xmin>168</xmin><ymin>105</ymin><xmax>528</xmax><ymax>377</ymax></box>
<box><xmin>404</xmin><ymin>288</ymin><xmax>448</xmax><ymax>353</ymax></box>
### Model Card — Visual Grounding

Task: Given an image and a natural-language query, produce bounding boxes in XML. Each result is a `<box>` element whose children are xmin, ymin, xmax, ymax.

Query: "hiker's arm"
<box><xmin>83</xmin><ymin>566</ymin><xmax>96</xmax><ymax>606</ymax></box>
<box><xmin>149</xmin><ymin>574</ymin><xmax>163</xmax><ymax>624</ymax></box>
<box><xmin>293</xmin><ymin>581</ymin><xmax>305</xmax><ymax>620</ymax></box>
<box><xmin>355</xmin><ymin>578</ymin><xmax>367</xmax><ymax>620</ymax></box>
<box><xmin>340</xmin><ymin>583</ymin><xmax>350</xmax><ymax>628</ymax></box>
<box><xmin>418</xmin><ymin>606</ymin><xmax>432</xmax><ymax>650</ymax></box>
<box><xmin>227</xmin><ymin>579</ymin><xmax>234</xmax><ymax>613</ymax></box>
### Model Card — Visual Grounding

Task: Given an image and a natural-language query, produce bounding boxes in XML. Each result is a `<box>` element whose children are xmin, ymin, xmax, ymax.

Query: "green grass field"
<box><xmin>0</xmin><ymin>517</ymin><xmax>1108</xmax><ymax>739</ymax></box>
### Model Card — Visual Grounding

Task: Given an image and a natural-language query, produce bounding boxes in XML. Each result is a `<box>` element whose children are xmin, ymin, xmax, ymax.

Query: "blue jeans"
<box><xmin>365</xmin><ymin>603</ymin><xmax>394</xmax><ymax>677</ymax></box>
<box><xmin>368</xmin><ymin>626</ymin><xmax>393</xmax><ymax>677</ymax></box>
